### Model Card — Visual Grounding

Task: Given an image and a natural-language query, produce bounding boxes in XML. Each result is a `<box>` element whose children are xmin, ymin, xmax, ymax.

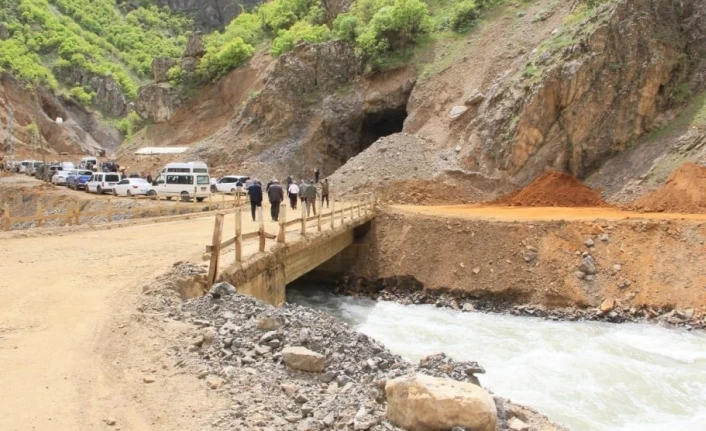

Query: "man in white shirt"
<box><xmin>288</xmin><ymin>182</ymin><xmax>300</xmax><ymax>210</ymax></box>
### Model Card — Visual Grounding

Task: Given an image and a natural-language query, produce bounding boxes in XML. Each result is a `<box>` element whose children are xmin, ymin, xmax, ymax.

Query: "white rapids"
<box><xmin>287</xmin><ymin>287</ymin><xmax>706</xmax><ymax>431</ymax></box>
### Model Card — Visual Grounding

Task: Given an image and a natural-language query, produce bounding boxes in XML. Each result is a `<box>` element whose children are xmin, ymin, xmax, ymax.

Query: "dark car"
<box><xmin>67</xmin><ymin>169</ymin><xmax>94</xmax><ymax>190</ymax></box>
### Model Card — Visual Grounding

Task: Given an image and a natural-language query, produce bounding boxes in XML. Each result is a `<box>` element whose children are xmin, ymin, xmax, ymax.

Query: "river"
<box><xmin>287</xmin><ymin>286</ymin><xmax>706</xmax><ymax>431</ymax></box>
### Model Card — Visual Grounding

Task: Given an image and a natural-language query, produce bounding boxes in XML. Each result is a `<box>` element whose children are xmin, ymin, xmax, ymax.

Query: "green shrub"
<box><xmin>450</xmin><ymin>0</ymin><xmax>480</xmax><ymax>32</ymax></box>
<box><xmin>69</xmin><ymin>86</ymin><xmax>95</xmax><ymax>104</ymax></box>
<box><xmin>355</xmin><ymin>0</ymin><xmax>431</xmax><ymax>58</ymax></box>
<box><xmin>270</xmin><ymin>21</ymin><xmax>331</xmax><ymax>56</ymax></box>
<box><xmin>198</xmin><ymin>37</ymin><xmax>254</xmax><ymax>81</ymax></box>
<box><xmin>166</xmin><ymin>64</ymin><xmax>184</xmax><ymax>86</ymax></box>
<box><xmin>332</xmin><ymin>14</ymin><xmax>362</xmax><ymax>42</ymax></box>
<box><xmin>116</xmin><ymin>111</ymin><xmax>143</xmax><ymax>137</ymax></box>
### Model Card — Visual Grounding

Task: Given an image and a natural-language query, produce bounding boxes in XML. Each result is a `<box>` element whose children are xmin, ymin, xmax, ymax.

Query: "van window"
<box><xmin>167</xmin><ymin>175</ymin><xmax>193</xmax><ymax>185</ymax></box>
<box><xmin>167</xmin><ymin>168</ymin><xmax>190</xmax><ymax>173</ymax></box>
<box><xmin>193</xmin><ymin>168</ymin><xmax>208</xmax><ymax>173</ymax></box>
<box><xmin>196</xmin><ymin>175</ymin><xmax>209</xmax><ymax>185</ymax></box>
<box><xmin>105</xmin><ymin>174</ymin><xmax>120</xmax><ymax>182</ymax></box>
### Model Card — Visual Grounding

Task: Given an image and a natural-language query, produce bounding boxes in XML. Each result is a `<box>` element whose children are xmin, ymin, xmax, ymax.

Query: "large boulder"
<box><xmin>134</xmin><ymin>83</ymin><xmax>182</xmax><ymax>123</ymax></box>
<box><xmin>385</xmin><ymin>374</ymin><xmax>497</xmax><ymax>431</ymax></box>
<box><xmin>282</xmin><ymin>346</ymin><xmax>325</xmax><ymax>372</ymax></box>
<box><xmin>152</xmin><ymin>57</ymin><xmax>178</xmax><ymax>83</ymax></box>
<box><xmin>184</xmin><ymin>32</ymin><xmax>205</xmax><ymax>58</ymax></box>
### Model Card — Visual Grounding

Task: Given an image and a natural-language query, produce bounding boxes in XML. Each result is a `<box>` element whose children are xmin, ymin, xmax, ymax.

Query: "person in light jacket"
<box><xmin>288</xmin><ymin>181</ymin><xmax>299</xmax><ymax>210</ymax></box>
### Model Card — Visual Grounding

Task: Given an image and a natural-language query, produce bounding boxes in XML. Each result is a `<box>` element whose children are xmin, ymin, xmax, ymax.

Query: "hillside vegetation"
<box><xmin>0</xmin><ymin>0</ymin><xmax>190</xmax><ymax>104</ymax></box>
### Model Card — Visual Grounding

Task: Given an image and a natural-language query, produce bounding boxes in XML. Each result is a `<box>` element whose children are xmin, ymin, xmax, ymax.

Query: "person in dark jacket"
<box><xmin>286</xmin><ymin>174</ymin><xmax>293</xmax><ymax>196</ymax></box>
<box><xmin>247</xmin><ymin>180</ymin><xmax>263</xmax><ymax>222</ymax></box>
<box><xmin>305</xmin><ymin>180</ymin><xmax>318</xmax><ymax>216</ymax></box>
<box><xmin>314</xmin><ymin>168</ymin><xmax>320</xmax><ymax>184</ymax></box>
<box><xmin>268</xmin><ymin>179</ymin><xmax>284</xmax><ymax>221</ymax></box>
<box><xmin>298</xmin><ymin>180</ymin><xmax>307</xmax><ymax>206</ymax></box>
<box><xmin>321</xmin><ymin>178</ymin><xmax>330</xmax><ymax>208</ymax></box>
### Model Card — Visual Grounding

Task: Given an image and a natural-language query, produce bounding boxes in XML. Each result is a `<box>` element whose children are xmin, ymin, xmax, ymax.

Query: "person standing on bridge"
<box><xmin>305</xmin><ymin>179</ymin><xmax>318</xmax><ymax>216</ymax></box>
<box><xmin>314</xmin><ymin>168</ymin><xmax>320</xmax><ymax>184</ymax></box>
<box><xmin>321</xmin><ymin>178</ymin><xmax>330</xmax><ymax>209</ymax></box>
<box><xmin>286</xmin><ymin>174</ymin><xmax>293</xmax><ymax>196</ymax></box>
<box><xmin>299</xmin><ymin>179</ymin><xmax>307</xmax><ymax>207</ymax></box>
<box><xmin>288</xmin><ymin>181</ymin><xmax>299</xmax><ymax>210</ymax></box>
<box><xmin>248</xmin><ymin>179</ymin><xmax>263</xmax><ymax>222</ymax></box>
<box><xmin>268</xmin><ymin>179</ymin><xmax>284</xmax><ymax>222</ymax></box>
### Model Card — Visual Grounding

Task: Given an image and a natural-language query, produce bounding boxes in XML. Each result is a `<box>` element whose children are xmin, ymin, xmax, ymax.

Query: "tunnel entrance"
<box><xmin>358</xmin><ymin>108</ymin><xmax>407</xmax><ymax>153</ymax></box>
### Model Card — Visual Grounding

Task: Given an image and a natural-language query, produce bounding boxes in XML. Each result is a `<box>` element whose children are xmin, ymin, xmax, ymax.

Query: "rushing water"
<box><xmin>287</xmin><ymin>286</ymin><xmax>706</xmax><ymax>431</ymax></box>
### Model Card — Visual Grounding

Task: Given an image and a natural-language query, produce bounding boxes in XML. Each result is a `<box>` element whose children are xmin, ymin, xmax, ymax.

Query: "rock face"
<box><xmin>184</xmin><ymin>32</ymin><xmax>206</xmax><ymax>58</ymax></box>
<box><xmin>135</xmin><ymin>83</ymin><xmax>182</xmax><ymax>123</ymax></box>
<box><xmin>461</xmin><ymin>0</ymin><xmax>701</xmax><ymax>184</ymax></box>
<box><xmin>152</xmin><ymin>57</ymin><xmax>178</xmax><ymax>83</ymax></box>
<box><xmin>151</xmin><ymin>0</ymin><xmax>260</xmax><ymax>30</ymax></box>
<box><xmin>385</xmin><ymin>373</ymin><xmax>497</xmax><ymax>431</ymax></box>
<box><xmin>282</xmin><ymin>346</ymin><xmax>326</xmax><ymax>372</ymax></box>
<box><xmin>56</xmin><ymin>66</ymin><xmax>127</xmax><ymax>117</ymax></box>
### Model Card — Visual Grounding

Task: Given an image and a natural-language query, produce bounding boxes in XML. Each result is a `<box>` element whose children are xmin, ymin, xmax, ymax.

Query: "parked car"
<box><xmin>26</xmin><ymin>161</ymin><xmax>42</xmax><ymax>176</ymax></box>
<box><xmin>86</xmin><ymin>172</ymin><xmax>121</xmax><ymax>194</ymax></box>
<box><xmin>211</xmin><ymin>175</ymin><xmax>250</xmax><ymax>193</ymax></box>
<box><xmin>112</xmin><ymin>178</ymin><xmax>151</xmax><ymax>197</ymax></box>
<box><xmin>151</xmin><ymin>162</ymin><xmax>211</xmax><ymax>202</ymax></box>
<box><xmin>51</xmin><ymin>169</ymin><xmax>75</xmax><ymax>185</ymax></box>
<box><xmin>66</xmin><ymin>169</ymin><xmax>94</xmax><ymax>190</ymax></box>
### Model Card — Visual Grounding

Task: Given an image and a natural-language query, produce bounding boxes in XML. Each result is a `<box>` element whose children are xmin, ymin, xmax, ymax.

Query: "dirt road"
<box><xmin>0</xmin><ymin>201</ymin><xmax>339</xmax><ymax>430</ymax></box>
<box><xmin>392</xmin><ymin>204</ymin><xmax>706</xmax><ymax>221</ymax></box>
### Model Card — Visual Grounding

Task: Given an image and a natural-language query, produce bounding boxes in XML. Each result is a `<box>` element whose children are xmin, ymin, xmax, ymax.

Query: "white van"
<box><xmin>151</xmin><ymin>162</ymin><xmax>211</xmax><ymax>202</ymax></box>
<box><xmin>86</xmin><ymin>172</ymin><xmax>121</xmax><ymax>194</ymax></box>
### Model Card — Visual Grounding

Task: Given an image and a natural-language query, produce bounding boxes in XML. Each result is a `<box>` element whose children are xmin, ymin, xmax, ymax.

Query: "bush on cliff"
<box><xmin>271</xmin><ymin>22</ymin><xmax>332</xmax><ymax>57</ymax></box>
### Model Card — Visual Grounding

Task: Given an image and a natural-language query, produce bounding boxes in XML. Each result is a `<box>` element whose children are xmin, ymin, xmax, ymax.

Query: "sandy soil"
<box><xmin>0</xmin><ymin>194</ymin><xmax>347</xmax><ymax>430</ymax></box>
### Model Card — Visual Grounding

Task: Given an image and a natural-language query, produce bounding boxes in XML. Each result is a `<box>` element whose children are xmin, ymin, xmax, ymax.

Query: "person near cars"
<box><xmin>146</xmin><ymin>173</ymin><xmax>153</xmax><ymax>184</ymax></box>
<box><xmin>247</xmin><ymin>179</ymin><xmax>263</xmax><ymax>222</ymax></box>
<box><xmin>314</xmin><ymin>168</ymin><xmax>320</xmax><ymax>184</ymax></box>
<box><xmin>305</xmin><ymin>180</ymin><xmax>318</xmax><ymax>216</ymax></box>
<box><xmin>321</xmin><ymin>178</ymin><xmax>330</xmax><ymax>209</ymax></box>
<box><xmin>287</xmin><ymin>181</ymin><xmax>299</xmax><ymax>210</ymax></box>
<box><xmin>267</xmin><ymin>179</ymin><xmax>284</xmax><ymax>222</ymax></box>
<box><xmin>299</xmin><ymin>179</ymin><xmax>307</xmax><ymax>206</ymax></box>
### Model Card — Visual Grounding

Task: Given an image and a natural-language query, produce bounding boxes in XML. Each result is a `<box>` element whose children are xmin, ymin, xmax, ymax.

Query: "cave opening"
<box><xmin>358</xmin><ymin>108</ymin><xmax>407</xmax><ymax>152</ymax></box>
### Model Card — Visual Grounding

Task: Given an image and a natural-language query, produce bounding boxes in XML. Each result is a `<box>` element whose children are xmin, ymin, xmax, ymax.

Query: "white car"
<box><xmin>86</xmin><ymin>172</ymin><xmax>121</xmax><ymax>194</ymax></box>
<box><xmin>112</xmin><ymin>178</ymin><xmax>151</xmax><ymax>197</ymax></box>
<box><xmin>211</xmin><ymin>175</ymin><xmax>250</xmax><ymax>194</ymax></box>
<box><xmin>51</xmin><ymin>169</ymin><xmax>75</xmax><ymax>185</ymax></box>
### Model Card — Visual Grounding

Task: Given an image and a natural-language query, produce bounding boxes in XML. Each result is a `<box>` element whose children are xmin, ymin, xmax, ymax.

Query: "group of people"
<box><xmin>245</xmin><ymin>170</ymin><xmax>330</xmax><ymax>223</ymax></box>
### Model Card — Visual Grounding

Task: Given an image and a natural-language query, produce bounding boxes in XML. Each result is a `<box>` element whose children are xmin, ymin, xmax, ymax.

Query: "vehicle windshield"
<box><xmin>197</xmin><ymin>175</ymin><xmax>210</xmax><ymax>185</ymax></box>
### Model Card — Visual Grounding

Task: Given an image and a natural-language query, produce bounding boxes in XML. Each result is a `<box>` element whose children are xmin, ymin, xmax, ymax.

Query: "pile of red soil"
<box><xmin>632</xmin><ymin>163</ymin><xmax>706</xmax><ymax>213</ymax></box>
<box><xmin>494</xmin><ymin>171</ymin><xmax>608</xmax><ymax>207</ymax></box>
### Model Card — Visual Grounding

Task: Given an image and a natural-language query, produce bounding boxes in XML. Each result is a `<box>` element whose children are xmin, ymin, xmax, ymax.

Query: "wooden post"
<box><xmin>74</xmin><ymin>200</ymin><xmax>80</xmax><ymax>225</ymax></box>
<box><xmin>107</xmin><ymin>198</ymin><xmax>112</xmax><ymax>223</ymax></box>
<box><xmin>235</xmin><ymin>208</ymin><xmax>242</xmax><ymax>263</ymax></box>
<box><xmin>36</xmin><ymin>201</ymin><xmax>43</xmax><ymax>227</ymax></box>
<box><xmin>133</xmin><ymin>196</ymin><xmax>138</xmax><ymax>219</ymax></box>
<box><xmin>258</xmin><ymin>206</ymin><xmax>266</xmax><ymax>252</ymax></box>
<box><xmin>193</xmin><ymin>192</ymin><xmax>197</xmax><ymax>212</ymax></box>
<box><xmin>206</xmin><ymin>212</ymin><xmax>225</xmax><ymax>287</ymax></box>
<box><xmin>317</xmin><ymin>210</ymin><xmax>322</xmax><ymax>232</ymax></box>
<box><xmin>331</xmin><ymin>200</ymin><xmax>335</xmax><ymax>229</ymax></box>
<box><xmin>66</xmin><ymin>201</ymin><xmax>72</xmax><ymax>227</ymax></box>
<box><xmin>156</xmin><ymin>195</ymin><xmax>162</xmax><ymax>216</ymax></box>
<box><xmin>300</xmin><ymin>204</ymin><xmax>306</xmax><ymax>235</ymax></box>
<box><xmin>340</xmin><ymin>198</ymin><xmax>345</xmax><ymax>226</ymax></box>
<box><xmin>3</xmin><ymin>203</ymin><xmax>10</xmax><ymax>231</ymax></box>
<box><xmin>278</xmin><ymin>203</ymin><xmax>286</xmax><ymax>243</ymax></box>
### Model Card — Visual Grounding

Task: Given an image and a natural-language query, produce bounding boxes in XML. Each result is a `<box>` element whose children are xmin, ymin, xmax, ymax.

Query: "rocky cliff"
<box><xmin>150</xmin><ymin>0</ymin><xmax>262</xmax><ymax>30</ymax></box>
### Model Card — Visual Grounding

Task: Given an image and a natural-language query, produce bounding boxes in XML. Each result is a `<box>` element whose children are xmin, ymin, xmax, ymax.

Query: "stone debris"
<box><xmin>509</xmin><ymin>417</ymin><xmax>530</xmax><ymax>431</ymax></box>
<box><xmin>450</xmin><ymin>105</ymin><xmax>469</xmax><ymax>120</ymax></box>
<box><xmin>578</xmin><ymin>255</ymin><xmax>597</xmax><ymax>275</ymax></box>
<box><xmin>163</xmin><ymin>292</ymin><xmax>555</xmax><ymax>430</ymax></box>
<box><xmin>209</xmin><ymin>281</ymin><xmax>236</xmax><ymax>297</ymax></box>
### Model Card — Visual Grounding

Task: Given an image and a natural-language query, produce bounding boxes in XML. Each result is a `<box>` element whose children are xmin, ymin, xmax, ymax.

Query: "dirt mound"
<box><xmin>632</xmin><ymin>163</ymin><xmax>706</xmax><ymax>213</ymax></box>
<box><xmin>494</xmin><ymin>171</ymin><xmax>608</xmax><ymax>207</ymax></box>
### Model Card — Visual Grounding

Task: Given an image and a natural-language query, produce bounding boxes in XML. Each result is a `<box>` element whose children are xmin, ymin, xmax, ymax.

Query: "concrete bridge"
<box><xmin>204</xmin><ymin>194</ymin><xmax>375</xmax><ymax>305</ymax></box>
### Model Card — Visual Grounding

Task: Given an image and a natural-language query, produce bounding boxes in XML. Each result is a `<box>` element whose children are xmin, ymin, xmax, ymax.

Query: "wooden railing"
<box><xmin>2</xmin><ymin>192</ymin><xmax>248</xmax><ymax>231</ymax></box>
<box><xmin>204</xmin><ymin>193</ymin><xmax>375</xmax><ymax>287</ymax></box>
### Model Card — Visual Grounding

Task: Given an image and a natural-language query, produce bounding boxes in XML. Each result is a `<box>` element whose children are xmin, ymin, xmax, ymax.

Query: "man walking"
<box><xmin>314</xmin><ymin>168</ymin><xmax>320</xmax><ymax>184</ymax></box>
<box><xmin>321</xmin><ymin>178</ymin><xmax>330</xmax><ymax>209</ymax></box>
<box><xmin>305</xmin><ymin>179</ymin><xmax>318</xmax><ymax>216</ymax></box>
<box><xmin>286</xmin><ymin>174</ymin><xmax>293</xmax><ymax>196</ymax></box>
<box><xmin>299</xmin><ymin>179</ymin><xmax>307</xmax><ymax>207</ymax></box>
<box><xmin>288</xmin><ymin>181</ymin><xmax>299</xmax><ymax>210</ymax></box>
<box><xmin>268</xmin><ymin>179</ymin><xmax>284</xmax><ymax>221</ymax></box>
<box><xmin>247</xmin><ymin>179</ymin><xmax>263</xmax><ymax>222</ymax></box>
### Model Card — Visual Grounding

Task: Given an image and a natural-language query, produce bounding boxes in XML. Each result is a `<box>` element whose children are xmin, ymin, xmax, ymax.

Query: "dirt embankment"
<box><xmin>349</xmin><ymin>208</ymin><xmax>706</xmax><ymax>315</ymax></box>
<box><xmin>632</xmin><ymin>163</ymin><xmax>706</xmax><ymax>213</ymax></box>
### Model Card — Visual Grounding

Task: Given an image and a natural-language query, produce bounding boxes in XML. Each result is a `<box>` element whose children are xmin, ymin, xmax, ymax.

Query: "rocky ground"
<box><xmin>140</xmin><ymin>264</ymin><xmax>566</xmax><ymax>431</ymax></box>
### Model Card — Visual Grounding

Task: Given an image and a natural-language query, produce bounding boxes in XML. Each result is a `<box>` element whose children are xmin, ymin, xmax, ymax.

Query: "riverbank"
<box><xmin>144</xmin><ymin>264</ymin><xmax>565</xmax><ymax>431</ymax></box>
<box><xmin>341</xmin><ymin>208</ymin><xmax>706</xmax><ymax>322</ymax></box>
